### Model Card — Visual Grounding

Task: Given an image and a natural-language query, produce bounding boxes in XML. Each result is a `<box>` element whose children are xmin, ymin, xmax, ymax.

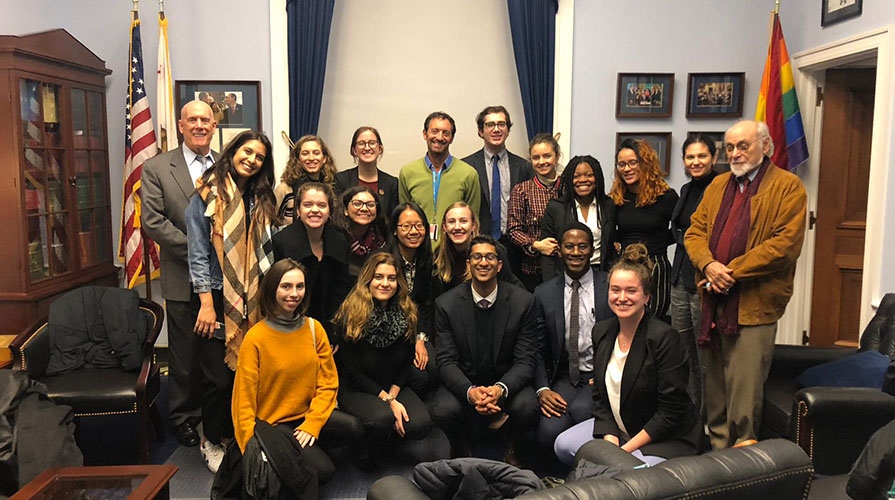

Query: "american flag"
<box><xmin>119</xmin><ymin>10</ymin><xmax>161</xmax><ymax>288</ymax></box>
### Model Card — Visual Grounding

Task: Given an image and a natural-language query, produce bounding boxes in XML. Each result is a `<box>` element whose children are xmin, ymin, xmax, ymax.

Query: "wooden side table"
<box><xmin>11</xmin><ymin>464</ymin><xmax>177</xmax><ymax>500</ymax></box>
<box><xmin>0</xmin><ymin>334</ymin><xmax>15</xmax><ymax>369</ymax></box>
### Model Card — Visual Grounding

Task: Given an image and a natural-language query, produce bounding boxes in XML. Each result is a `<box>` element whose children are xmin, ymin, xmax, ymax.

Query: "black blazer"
<box><xmin>539</xmin><ymin>197</ymin><xmax>616</xmax><ymax>280</ymax></box>
<box><xmin>591</xmin><ymin>313</ymin><xmax>700</xmax><ymax>457</ymax></box>
<box><xmin>272</xmin><ymin>223</ymin><xmax>351</xmax><ymax>344</ymax></box>
<box><xmin>334</xmin><ymin>167</ymin><xmax>399</xmax><ymax>223</ymax></box>
<box><xmin>435</xmin><ymin>282</ymin><xmax>539</xmax><ymax>401</ymax></box>
<box><xmin>533</xmin><ymin>269</ymin><xmax>613</xmax><ymax>389</ymax></box>
<box><xmin>462</xmin><ymin>148</ymin><xmax>532</xmax><ymax>238</ymax></box>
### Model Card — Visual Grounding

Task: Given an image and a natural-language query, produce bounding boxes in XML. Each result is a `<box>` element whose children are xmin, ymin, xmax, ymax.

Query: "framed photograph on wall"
<box><xmin>686</xmin><ymin>73</ymin><xmax>744</xmax><ymax>118</ymax></box>
<box><xmin>822</xmin><ymin>0</ymin><xmax>862</xmax><ymax>27</ymax></box>
<box><xmin>688</xmin><ymin>131</ymin><xmax>730</xmax><ymax>172</ymax></box>
<box><xmin>616</xmin><ymin>132</ymin><xmax>672</xmax><ymax>176</ymax></box>
<box><xmin>175</xmin><ymin>80</ymin><xmax>262</xmax><ymax>152</ymax></box>
<box><xmin>616</xmin><ymin>73</ymin><xmax>674</xmax><ymax>118</ymax></box>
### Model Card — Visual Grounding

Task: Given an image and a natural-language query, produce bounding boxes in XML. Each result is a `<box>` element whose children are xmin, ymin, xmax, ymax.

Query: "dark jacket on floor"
<box><xmin>0</xmin><ymin>370</ymin><xmax>82</xmax><ymax>497</ymax></box>
<box><xmin>412</xmin><ymin>457</ymin><xmax>543</xmax><ymax>500</ymax></box>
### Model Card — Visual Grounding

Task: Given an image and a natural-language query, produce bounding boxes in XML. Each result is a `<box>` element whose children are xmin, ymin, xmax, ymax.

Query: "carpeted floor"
<box><xmin>76</xmin><ymin>368</ymin><xmax>568</xmax><ymax>499</ymax></box>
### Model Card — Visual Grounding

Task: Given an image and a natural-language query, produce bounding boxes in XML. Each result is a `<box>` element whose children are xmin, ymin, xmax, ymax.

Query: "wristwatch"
<box><xmin>416</xmin><ymin>332</ymin><xmax>429</xmax><ymax>342</ymax></box>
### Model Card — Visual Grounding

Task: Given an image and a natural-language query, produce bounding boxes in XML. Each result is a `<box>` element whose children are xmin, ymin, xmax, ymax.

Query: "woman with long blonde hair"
<box><xmin>334</xmin><ymin>252</ymin><xmax>433</xmax><ymax>469</ymax></box>
<box><xmin>275</xmin><ymin>135</ymin><xmax>339</xmax><ymax>224</ymax></box>
<box><xmin>610</xmin><ymin>139</ymin><xmax>679</xmax><ymax>318</ymax></box>
<box><xmin>434</xmin><ymin>201</ymin><xmax>522</xmax><ymax>290</ymax></box>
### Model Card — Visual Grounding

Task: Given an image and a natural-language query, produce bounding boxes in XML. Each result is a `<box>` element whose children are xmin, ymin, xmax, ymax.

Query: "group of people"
<box><xmin>141</xmin><ymin>98</ymin><xmax>807</xmax><ymax>491</ymax></box>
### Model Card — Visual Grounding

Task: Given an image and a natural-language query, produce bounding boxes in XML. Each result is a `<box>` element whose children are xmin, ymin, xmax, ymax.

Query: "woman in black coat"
<box><xmin>539</xmin><ymin>155</ymin><xmax>615</xmax><ymax>281</ymax></box>
<box><xmin>272</xmin><ymin>182</ymin><xmax>352</xmax><ymax>348</ymax></box>
<box><xmin>553</xmin><ymin>243</ymin><xmax>700</xmax><ymax>466</ymax></box>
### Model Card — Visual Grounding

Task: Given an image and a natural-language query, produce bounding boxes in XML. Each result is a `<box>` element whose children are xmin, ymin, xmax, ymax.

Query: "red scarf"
<box><xmin>698</xmin><ymin>159</ymin><xmax>770</xmax><ymax>346</ymax></box>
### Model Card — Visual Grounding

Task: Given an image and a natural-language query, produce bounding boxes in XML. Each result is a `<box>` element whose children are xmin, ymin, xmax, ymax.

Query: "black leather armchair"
<box><xmin>10</xmin><ymin>294</ymin><xmax>165</xmax><ymax>464</ymax></box>
<box><xmin>367</xmin><ymin>439</ymin><xmax>814</xmax><ymax>500</ymax></box>
<box><xmin>762</xmin><ymin>293</ymin><xmax>895</xmax><ymax>475</ymax></box>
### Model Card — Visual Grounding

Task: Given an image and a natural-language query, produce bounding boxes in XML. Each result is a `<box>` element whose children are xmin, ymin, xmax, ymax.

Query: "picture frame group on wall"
<box><xmin>616</xmin><ymin>132</ymin><xmax>672</xmax><ymax>176</ymax></box>
<box><xmin>686</xmin><ymin>73</ymin><xmax>744</xmax><ymax>118</ymax></box>
<box><xmin>616</xmin><ymin>73</ymin><xmax>675</xmax><ymax>118</ymax></box>
<box><xmin>175</xmin><ymin>80</ymin><xmax>262</xmax><ymax>152</ymax></box>
<box><xmin>688</xmin><ymin>131</ymin><xmax>731</xmax><ymax>172</ymax></box>
<box><xmin>821</xmin><ymin>0</ymin><xmax>862</xmax><ymax>27</ymax></box>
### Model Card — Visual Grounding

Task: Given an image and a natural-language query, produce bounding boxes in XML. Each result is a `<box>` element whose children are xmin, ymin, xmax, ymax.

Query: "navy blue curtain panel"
<box><xmin>507</xmin><ymin>0</ymin><xmax>558</xmax><ymax>141</ymax></box>
<box><xmin>286</xmin><ymin>0</ymin><xmax>335</xmax><ymax>139</ymax></box>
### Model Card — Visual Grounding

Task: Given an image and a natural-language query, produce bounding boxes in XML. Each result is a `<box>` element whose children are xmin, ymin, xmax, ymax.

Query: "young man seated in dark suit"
<box><xmin>430</xmin><ymin>234</ymin><xmax>540</xmax><ymax>466</ymax></box>
<box><xmin>533</xmin><ymin>222</ymin><xmax>613</xmax><ymax>452</ymax></box>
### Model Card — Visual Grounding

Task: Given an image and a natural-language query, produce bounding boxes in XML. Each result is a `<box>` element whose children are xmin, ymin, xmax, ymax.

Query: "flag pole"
<box><xmin>775</xmin><ymin>0</ymin><xmax>780</xmax><ymax>14</ymax></box>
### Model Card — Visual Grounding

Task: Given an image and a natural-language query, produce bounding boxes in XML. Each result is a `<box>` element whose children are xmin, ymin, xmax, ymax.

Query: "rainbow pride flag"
<box><xmin>755</xmin><ymin>12</ymin><xmax>809</xmax><ymax>171</ymax></box>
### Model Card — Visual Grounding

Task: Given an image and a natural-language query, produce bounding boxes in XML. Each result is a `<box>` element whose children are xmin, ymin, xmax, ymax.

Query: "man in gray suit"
<box><xmin>141</xmin><ymin>100</ymin><xmax>218</xmax><ymax>451</ymax></box>
<box><xmin>462</xmin><ymin>106</ymin><xmax>532</xmax><ymax>277</ymax></box>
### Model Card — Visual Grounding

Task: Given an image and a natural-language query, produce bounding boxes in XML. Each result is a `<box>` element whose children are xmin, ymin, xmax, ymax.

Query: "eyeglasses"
<box><xmin>349</xmin><ymin>200</ymin><xmax>377</xmax><ymax>210</ymax></box>
<box><xmin>484</xmin><ymin>121</ymin><xmax>508</xmax><ymax>131</ymax></box>
<box><xmin>396</xmin><ymin>222</ymin><xmax>425</xmax><ymax>233</ymax></box>
<box><xmin>469</xmin><ymin>253</ymin><xmax>499</xmax><ymax>263</ymax></box>
<box><xmin>725</xmin><ymin>140</ymin><xmax>755</xmax><ymax>154</ymax></box>
<box><xmin>355</xmin><ymin>140</ymin><xmax>379</xmax><ymax>149</ymax></box>
<box><xmin>616</xmin><ymin>159</ymin><xmax>639</xmax><ymax>170</ymax></box>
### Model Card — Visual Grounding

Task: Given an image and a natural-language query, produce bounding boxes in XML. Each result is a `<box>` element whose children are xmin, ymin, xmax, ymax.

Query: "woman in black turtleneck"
<box><xmin>669</xmin><ymin>133</ymin><xmax>719</xmax><ymax>420</ymax></box>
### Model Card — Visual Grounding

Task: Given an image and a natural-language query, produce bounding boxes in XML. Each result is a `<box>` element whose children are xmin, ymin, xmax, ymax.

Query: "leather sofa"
<box><xmin>761</xmin><ymin>293</ymin><xmax>895</xmax><ymax>475</ymax></box>
<box><xmin>367</xmin><ymin>439</ymin><xmax>814</xmax><ymax>500</ymax></box>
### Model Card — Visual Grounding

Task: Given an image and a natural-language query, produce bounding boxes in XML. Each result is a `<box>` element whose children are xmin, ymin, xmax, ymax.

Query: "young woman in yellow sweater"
<box><xmin>231</xmin><ymin>258</ymin><xmax>361</xmax><ymax>484</ymax></box>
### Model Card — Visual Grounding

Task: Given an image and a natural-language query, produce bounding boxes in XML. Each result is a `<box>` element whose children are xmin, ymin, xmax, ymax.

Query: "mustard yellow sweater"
<box><xmin>232</xmin><ymin>318</ymin><xmax>338</xmax><ymax>452</ymax></box>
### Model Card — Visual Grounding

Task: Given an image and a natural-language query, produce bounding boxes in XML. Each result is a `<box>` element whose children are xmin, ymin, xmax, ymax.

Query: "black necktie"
<box><xmin>569</xmin><ymin>280</ymin><xmax>581</xmax><ymax>385</ymax></box>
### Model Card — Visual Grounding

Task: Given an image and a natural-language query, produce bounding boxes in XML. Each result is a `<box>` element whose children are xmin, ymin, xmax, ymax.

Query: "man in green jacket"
<box><xmin>398</xmin><ymin>111</ymin><xmax>481</xmax><ymax>247</ymax></box>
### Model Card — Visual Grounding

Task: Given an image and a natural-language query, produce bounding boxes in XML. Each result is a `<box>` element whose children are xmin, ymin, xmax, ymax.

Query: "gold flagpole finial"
<box><xmin>133</xmin><ymin>0</ymin><xmax>138</xmax><ymax>11</ymax></box>
<box><xmin>775</xmin><ymin>0</ymin><xmax>780</xmax><ymax>14</ymax></box>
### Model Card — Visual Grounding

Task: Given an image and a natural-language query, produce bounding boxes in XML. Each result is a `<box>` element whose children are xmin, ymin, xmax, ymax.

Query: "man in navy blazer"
<box><xmin>462</xmin><ymin>106</ymin><xmax>532</xmax><ymax>274</ymax></box>
<box><xmin>533</xmin><ymin>222</ymin><xmax>613</xmax><ymax>451</ymax></box>
<box><xmin>432</xmin><ymin>234</ymin><xmax>539</xmax><ymax>466</ymax></box>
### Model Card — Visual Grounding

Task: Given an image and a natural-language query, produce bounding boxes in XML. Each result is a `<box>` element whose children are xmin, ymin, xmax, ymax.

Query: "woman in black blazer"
<box><xmin>539</xmin><ymin>155</ymin><xmax>615</xmax><ymax>281</ymax></box>
<box><xmin>334</xmin><ymin>126</ymin><xmax>399</xmax><ymax>223</ymax></box>
<box><xmin>553</xmin><ymin>243</ymin><xmax>700</xmax><ymax>466</ymax></box>
<box><xmin>272</xmin><ymin>182</ymin><xmax>352</xmax><ymax>349</ymax></box>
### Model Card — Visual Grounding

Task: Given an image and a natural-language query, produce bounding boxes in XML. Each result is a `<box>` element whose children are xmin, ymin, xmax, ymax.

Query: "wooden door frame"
<box><xmin>786</xmin><ymin>27</ymin><xmax>893</xmax><ymax>345</ymax></box>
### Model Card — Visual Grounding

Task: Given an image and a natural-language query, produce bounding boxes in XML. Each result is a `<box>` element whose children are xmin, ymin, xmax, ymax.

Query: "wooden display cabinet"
<box><xmin>0</xmin><ymin>29</ymin><xmax>118</xmax><ymax>333</ymax></box>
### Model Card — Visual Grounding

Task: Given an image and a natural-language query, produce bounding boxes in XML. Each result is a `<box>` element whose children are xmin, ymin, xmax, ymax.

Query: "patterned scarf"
<box><xmin>196</xmin><ymin>173</ymin><xmax>275</xmax><ymax>369</ymax></box>
<box><xmin>698</xmin><ymin>160</ymin><xmax>769</xmax><ymax>347</ymax></box>
<box><xmin>363</xmin><ymin>300</ymin><xmax>408</xmax><ymax>348</ymax></box>
<box><xmin>350</xmin><ymin>226</ymin><xmax>386</xmax><ymax>258</ymax></box>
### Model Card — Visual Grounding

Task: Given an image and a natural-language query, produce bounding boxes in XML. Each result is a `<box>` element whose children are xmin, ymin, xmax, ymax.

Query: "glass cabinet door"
<box><xmin>20</xmin><ymin>78</ymin><xmax>111</xmax><ymax>283</ymax></box>
<box><xmin>21</xmin><ymin>78</ymin><xmax>70</xmax><ymax>282</ymax></box>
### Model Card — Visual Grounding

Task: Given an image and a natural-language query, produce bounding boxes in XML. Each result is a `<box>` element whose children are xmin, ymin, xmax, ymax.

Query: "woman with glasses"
<box><xmin>540</xmin><ymin>155</ymin><xmax>615</xmax><ymax>281</ymax></box>
<box><xmin>333</xmin><ymin>252</ymin><xmax>433</xmax><ymax>469</ymax></box>
<box><xmin>610</xmin><ymin>139</ymin><xmax>679</xmax><ymax>319</ymax></box>
<box><xmin>434</xmin><ymin>201</ymin><xmax>522</xmax><ymax>291</ymax></box>
<box><xmin>272</xmin><ymin>182</ymin><xmax>351</xmax><ymax>349</ymax></box>
<box><xmin>387</xmin><ymin>203</ymin><xmax>437</xmax><ymax>396</ymax></box>
<box><xmin>335</xmin><ymin>126</ymin><xmax>399</xmax><ymax>223</ymax></box>
<box><xmin>669</xmin><ymin>134</ymin><xmax>718</xmax><ymax>421</ymax></box>
<box><xmin>275</xmin><ymin>135</ymin><xmax>339</xmax><ymax>225</ymax></box>
<box><xmin>341</xmin><ymin>186</ymin><xmax>388</xmax><ymax>279</ymax></box>
<box><xmin>506</xmin><ymin>133</ymin><xmax>563</xmax><ymax>292</ymax></box>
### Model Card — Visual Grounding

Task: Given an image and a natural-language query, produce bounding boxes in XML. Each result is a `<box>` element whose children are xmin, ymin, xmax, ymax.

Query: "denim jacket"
<box><xmin>186</xmin><ymin>193</ymin><xmax>223</xmax><ymax>294</ymax></box>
